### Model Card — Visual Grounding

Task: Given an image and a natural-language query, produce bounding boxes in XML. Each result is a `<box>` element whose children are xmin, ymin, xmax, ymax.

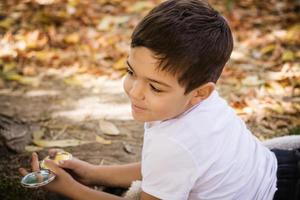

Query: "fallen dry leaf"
<box><xmin>33</xmin><ymin>139</ymin><xmax>91</xmax><ymax>147</ymax></box>
<box><xmin>25</xmin><ymin>145</ymin><xmax>44</xmax><ymax>152</ymax></box>
<box><xmin>99</xmin><ymin>120</ymin><xmax>120</xmax><ymax>136</ymax></box>
<box><xmin>95</xmin><ymin>135</ymin><xmax>112</xmax><ymax>145</ymax></box>
<box><xmin>32</xmin><ymin>130</ymin><xmax>45</xmax><ymax>141</ymax></box>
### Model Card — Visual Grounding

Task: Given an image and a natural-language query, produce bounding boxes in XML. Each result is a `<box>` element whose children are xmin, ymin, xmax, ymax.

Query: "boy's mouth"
<box><xmin>131</xmin><ymin>103</ymin><xmax>147</xmax><ymax>111</ymax></box>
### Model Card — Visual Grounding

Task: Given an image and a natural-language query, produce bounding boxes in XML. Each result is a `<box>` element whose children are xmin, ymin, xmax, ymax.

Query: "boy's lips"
<box><xmin>131</xmin><ymin>103</ymin><xmax>147</xmax><ymax>111</ymax></box>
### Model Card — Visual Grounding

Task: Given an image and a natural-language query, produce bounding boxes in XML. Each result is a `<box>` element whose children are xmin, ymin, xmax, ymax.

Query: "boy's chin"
<box><xmin>131</xmin><ymin>111</ymin><xmax>170</xmax><ymax>122</ymax></box>
<box><xmin>131</xmin><ymin>112</ymin><xmax>155</xmax><ymax>122</ymax></box>
<box><xmin>131</xmin><ymin>113</ymin><xmax>148</xmax><ymax>122</ymax></box>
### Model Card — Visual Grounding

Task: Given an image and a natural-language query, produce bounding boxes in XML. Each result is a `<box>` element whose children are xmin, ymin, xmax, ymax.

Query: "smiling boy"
<box><xmin>123</xmin><ymin>47</ymin><xmax>208</xmax><ymax>123</ymax></box>
<box><xmin>19</xmin><ymin>0</ymin><xmax>284</xmax><ymax>199</ymax></box>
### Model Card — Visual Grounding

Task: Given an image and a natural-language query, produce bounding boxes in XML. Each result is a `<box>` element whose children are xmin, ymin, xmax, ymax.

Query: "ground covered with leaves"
<box><xmin>0</xmin><ymin>0</ymin><xmax>299</xmax><ymax>200</ymax></box>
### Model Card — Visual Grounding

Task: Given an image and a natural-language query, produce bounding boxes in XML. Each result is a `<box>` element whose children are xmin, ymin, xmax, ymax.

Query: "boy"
<box><xmin>19</xmin><ymin>0</ymin><xmax>299</xmax><ymax>199</ymax></box>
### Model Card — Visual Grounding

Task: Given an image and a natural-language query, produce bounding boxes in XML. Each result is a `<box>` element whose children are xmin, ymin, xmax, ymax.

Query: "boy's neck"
<box><xmin>150</xmin><ymin>89</ymin><xmax>217</xmax><ymax>124</ymax></box>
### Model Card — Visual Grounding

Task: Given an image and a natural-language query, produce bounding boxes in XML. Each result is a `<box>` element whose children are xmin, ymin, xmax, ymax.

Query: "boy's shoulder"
<box><xmin>146</xmin><ymin>90</ymin><xmax>237</xmax><ymax>141</ymax></box>
<box><xmin>146</xmin><ymin>90</ymin><xmax>234</xmax><ymax>132</ymax></box>
<box><xmin>178</xmin><ymin>90</ymin><xmax>233</xmax><ymax>124</ymax></box>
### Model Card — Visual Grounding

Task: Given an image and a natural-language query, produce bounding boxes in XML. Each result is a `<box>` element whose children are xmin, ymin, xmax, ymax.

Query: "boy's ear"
<box><xmin>189</xmin><ymin>82</ymin><xmax>215</xmax><ymax>106</ymax></box>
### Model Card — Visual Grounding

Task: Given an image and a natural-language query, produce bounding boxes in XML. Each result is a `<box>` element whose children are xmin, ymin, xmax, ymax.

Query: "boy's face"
<box><xmin>123</xmin><ymin>47</ymin><xmax>195</xmax><ymax>122</ymax></box>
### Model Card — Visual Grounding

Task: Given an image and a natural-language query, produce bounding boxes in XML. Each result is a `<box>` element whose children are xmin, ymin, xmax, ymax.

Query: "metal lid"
<box><xmin>21</xmin><ymin>169</ymin><xmax>55</xmax><ymax>188</ymax></box>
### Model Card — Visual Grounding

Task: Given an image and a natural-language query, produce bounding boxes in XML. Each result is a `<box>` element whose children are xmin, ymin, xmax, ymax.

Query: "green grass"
<box><xmin>288</xmin><ymin>126</ymin><xmax>300</xmax><ymax>135</ymax></box>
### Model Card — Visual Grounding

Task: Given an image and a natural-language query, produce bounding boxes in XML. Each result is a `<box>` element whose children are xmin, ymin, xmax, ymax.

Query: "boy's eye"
<box><xmin>126</xmin><ymin>68</ymin><xmax>134</xmax><ymax>76</ymax></box>
<box><xmin>150</xmin><ymin>84</ymin><xmax>162</xmax><ymax>93</ymax></box>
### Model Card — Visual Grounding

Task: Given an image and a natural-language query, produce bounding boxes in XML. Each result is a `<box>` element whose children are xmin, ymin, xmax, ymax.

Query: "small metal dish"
<box><xmin>21</xmin><ymin>169</ymin><xmax>55</xmax><ymax>188</ymax></box>
<box><xmin>21</xmin><ymin>151</ymin><xmax>72</xmax><ymax>188</ymax></box>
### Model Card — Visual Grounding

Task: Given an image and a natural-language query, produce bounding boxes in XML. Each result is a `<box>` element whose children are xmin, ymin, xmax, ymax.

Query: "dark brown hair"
<box><xmin>131</xmin><ymin>0</ymin><xmax>233</xmax><ymax>94</ymax></box>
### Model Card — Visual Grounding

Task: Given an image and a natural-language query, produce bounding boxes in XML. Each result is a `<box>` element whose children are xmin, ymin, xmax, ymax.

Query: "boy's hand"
<box><xmin>19</xmin><ymin>152</ymin><xmax>79</xmax><ymax>196</ymax></box>
<box><xmin>48</xmin><ymin>149</ymin><xmax>97</xmax><ymax>185</ymax></box>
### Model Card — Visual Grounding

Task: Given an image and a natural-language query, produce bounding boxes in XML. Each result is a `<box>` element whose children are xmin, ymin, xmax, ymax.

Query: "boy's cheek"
<box><xmin>123</xmin><ymin>76</ymin><xmax>131</xmax><ymax>97</ymax></box>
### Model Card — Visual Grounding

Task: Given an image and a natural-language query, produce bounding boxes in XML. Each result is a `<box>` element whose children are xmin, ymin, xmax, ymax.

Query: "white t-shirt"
<box><xmin>141</xmin><ymin>90</ymin><xmax>278</xmax><ymax>200</ymax></box>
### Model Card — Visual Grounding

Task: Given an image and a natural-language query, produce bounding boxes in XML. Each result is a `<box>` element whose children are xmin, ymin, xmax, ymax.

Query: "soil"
<box><xmin>0</xmin><ymin>72</ymin><xmax>144</xmax><ymax>200</ymax></box>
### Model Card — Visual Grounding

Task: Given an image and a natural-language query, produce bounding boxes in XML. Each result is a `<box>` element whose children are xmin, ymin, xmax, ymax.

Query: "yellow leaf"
<box><xmin>295</xmin><ymin>50</ymin><xmax>300</xmax><ymax>58</ymax></box>
<box><xmin>4</xmin><ymin>72</ymin><xmax>22</xmax><ymax>81</ymax></box>
<box><xmin>95</xmin><ymin>135</ymin><xmax>112</xmax><ymax>145</ymax></box>
<box><xmin>5</xmin><ymin>73</ymin><xmax>39</xmax><ymax>86</ymax></box>
<box><xmin>97</xmin><ymin>17</ymin><xmax>113</xmax><ymax>31</ymax></box>
<box><xmin>32</xmin><ymin>130</ymin><xmax>45</xmax><ymax>140</ymax></box>
<box><xmin>25</xmin><ymin>145</ymin><xmax>44</xmax><ymax>152</ymax></box>
<box><xmin>266</xmin><ymin>81</ymin><xmax>285</xmax><ymax>95</ymax></box>
<box><xmin>64</xmin><ymin>76</ymin><xmax>82</xmax><ymax>86</ymax></box>
<box><xmin>34</xmin><ymin>51</ymin><xmax>51</xmax><ymax>61</ymax></box>
<box><xmin>260</xmin><ymin>44</ymin><xmax>276</xmax><ymax>55</ymax></box>
<box><xmin>266</xmin><ymin>104</ymin><xmax>285</xmax><ymax>115</ymax></box>
<box><xmin>113</xmin><ymin>57</ymin><xmax>127</xmax><ymax>70</ymax></box>
<box><xmin>3</xmin><ymin>62</ymin><xmax>17</xmax><ymax>73</ymax></box>
<box><xmin>64</xmin><ymin>33</ymin><xmax>80</xmax><ymax>44</ymax></box>
<box><xmin>99</xmin><ymin>120</ymin><xmax>120</xmax><ymax>136</ymax></box>
<box><xmin>33</xmin><ymin>139</ymin><xmax>91</xmax><ymax>147</ymax></box>
<box><xmin>35</xmin><ymin>0</ymin><xmax>56</xmax><ymax>5</ymax></box>
<box><xmin>68</xmin><ymin>0</ymin><xmax>79</xmax><ymax>7</ymax></box>
<box><xmin>281</xmin><ymin>50</ymin><xmax>294</xmax><ymax>62</ymax></box>
<box><xmin>285</xmin><ymin>24</ymin><xmax>300</xmax><ymax>44</ymax></box>
<box><xmin>0</xmin><ymin>18</ymin><xmax>14</xmax><ymax>29</ymax></box>
<box><xmin>0</xmin><ymin>78</ymin><xmax>4</xmax><ymax>89</ymax></box>
<box><xmin>242</xmin><ymin>76</ymin><xmax>264</xmax><ymax>86</ymax></box>
<box><xmin>127</xmin><ymin>1</ymin><xmax>155</xmax><ymax>12</ymax></box>
<box><xmin>114</xmin><ymin>16</ymin><xmax>130</xmax><ymax>25</ymax></box>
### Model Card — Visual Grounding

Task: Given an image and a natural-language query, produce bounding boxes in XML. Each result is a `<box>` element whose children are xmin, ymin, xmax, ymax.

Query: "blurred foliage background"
<box><xmin>0</xmin><ymin>0</ymin><xmax>299</xmax><ymax>199</ymax></box>
<box><xmin>0</xmin><ymin>0</ymin><xmax>299</xmax><ymax>137</ymax></box>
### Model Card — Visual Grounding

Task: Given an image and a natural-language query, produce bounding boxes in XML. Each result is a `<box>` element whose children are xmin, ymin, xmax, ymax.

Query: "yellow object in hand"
<box><xmin>40</xmin><ymin>151</ymin><xmax>72</xmax><ymax>169</ymax></box>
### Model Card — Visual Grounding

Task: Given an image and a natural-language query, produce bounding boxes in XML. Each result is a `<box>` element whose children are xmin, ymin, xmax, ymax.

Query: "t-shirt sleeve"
<box><xmin>141</xmin><ymin>136</ymin><xmax>199</xmax><ymax>200</ymax></box>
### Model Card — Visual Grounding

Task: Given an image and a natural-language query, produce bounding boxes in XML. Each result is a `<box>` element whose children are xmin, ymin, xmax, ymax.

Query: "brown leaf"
<box><xmin>123</xmin><ymin>142</ymin><xmax>135</xmax><ymax>154</ymax></box>
<box><xmin>99</xmin><ymin>120</ymin><xmax>120</xmax><ymax>136</ymax></box>
<box><xmin>22</xmin><ymin>66</ymin><xmax>37</xmax><ymax>76</ymax></box>
<box><xmin>241</xmin><ymin>75</ymin><xmax>264</xmax><ymax>86</ymax></box>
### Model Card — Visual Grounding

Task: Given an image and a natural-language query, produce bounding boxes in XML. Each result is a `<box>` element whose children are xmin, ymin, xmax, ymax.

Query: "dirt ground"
<box><xmin>0</xmin><ymin>71</ymin><xmax>144</xmax><ymax>200</ymax></box>
<box><xmin>0</xmin><ymin>64</ymin><xmax>299</xmax><ymax>200</ymax></box>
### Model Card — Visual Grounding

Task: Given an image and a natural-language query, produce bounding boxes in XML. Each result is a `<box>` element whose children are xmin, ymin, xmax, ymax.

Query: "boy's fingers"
<box><xmin>58</xmin><ymin>159</ymin><xmax>78</xmax><ymax>170</ymax></box>
<box><xmin>48</xmin><ymin>148</ymin><xmax>62</xmax><ymax>158</ymax></box>
<box><xmin>31</xmin><ymin>152</ymin><xmax>40</xmax><ymax>172</ymax></box>
<box><xmin>44</xmin><ymin>159</ymin><xmax>62</xmax><ymax>175</ymax></box>
<box><xmin>19</xmin><ymin>168</ymin><xmax>29</xmax><ymax>176</ymax></box>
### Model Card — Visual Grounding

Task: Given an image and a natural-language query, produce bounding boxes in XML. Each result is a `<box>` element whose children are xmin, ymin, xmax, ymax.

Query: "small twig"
<box><xmin>52</xmin><ymin>125</ymin><xmax>68</xmax><ymax>140</ymax></box>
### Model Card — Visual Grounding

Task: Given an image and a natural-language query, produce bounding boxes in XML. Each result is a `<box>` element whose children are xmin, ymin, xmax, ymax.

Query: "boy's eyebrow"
<box><xmin>126</xmin><ymin>60</ymin><xmax>171</xmax><ymax>88</ymax></box>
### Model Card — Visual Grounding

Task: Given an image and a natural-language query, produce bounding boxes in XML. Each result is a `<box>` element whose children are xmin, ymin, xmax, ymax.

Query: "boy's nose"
<box><xmin>129</xmin><ymin>80</ymin><xmax>145</xmax><ymax>100</ymax></box>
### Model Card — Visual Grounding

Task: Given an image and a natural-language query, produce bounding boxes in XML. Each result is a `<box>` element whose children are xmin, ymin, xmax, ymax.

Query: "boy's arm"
<box><xmin>68</xmin><ymin>182</ymin><xmax>125</xmax><ymax>200</ymax></box>
<box><xmin>65</xmin><ymin>163</ymin><xmax>161</xmax><ymax>200</ymax></box>
<box><xmin>92</xmin><ymin>162</ymin><xmax>142</xmax><ymax>188</ymax></box>
<box><xmin>49</xmin><ymin>149</ymin><xmax>141</xmax><ymax>188</ymax></box>
<box><xmin>69</xmin><ymin>182</ymin><xmax>160</xmax><ymax>200</ymax></box>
